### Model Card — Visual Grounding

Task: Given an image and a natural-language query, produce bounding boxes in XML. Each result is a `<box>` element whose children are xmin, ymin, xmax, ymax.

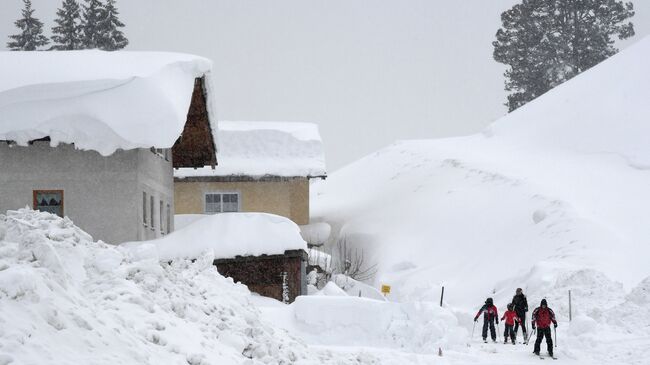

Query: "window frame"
<box><xmin>204</xmin><ymin>191</ymin><xmax>241</xmax><ymax>214</ymax></box>
<box><xmin>166</xmin><ymin>204</ymin><xmax>171</xmax><ymax>234</ymax></box>
<box><xmin>159</xmin><ymin>200</ymin><xmax>164</xmax><ymax>234</ymax></box>
<box><xmin>150</xmin><ymin>195</ymin><xmax>155</xmax><ymax>231</ymax></box>
<box><xmin>142</xmin><ymin>192</ymin><xmax>148</xmax><ymax>227</ymax></box>
<box><xmin>33</xmin><ymin>190</ymin><xmax>64</xmax><ymax>217</ymax></box>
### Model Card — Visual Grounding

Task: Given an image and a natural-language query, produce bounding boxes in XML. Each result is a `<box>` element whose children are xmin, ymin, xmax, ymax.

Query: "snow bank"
<box><xmin>0</xmin><ymin>208</ymin><xmax>380</xmax><ymax>365</ymax></box>
<box><xmin>123</xmin><ymin>213</ymin><xmax>307</xmax><ymax>261</ymax></box>
<box><xmin>313</xmin><ymin>281</ymin><xmax>349</xmax><ymax>297</ymax></box>
<box><xmin>332</xmin><ymin>274</ymin><xmax>386</xmax><ymax>301</ymax></box>
<box><xmin>175</xmin><ymin>121</ymin><xmax>327</xmax><ymax>178</ymax></box>
<box><xmin>0</xmin><ymin>51</ymin><xmax>217</xmax><ymax>156</ymax></box>
<box><xmin>259</xmin><ymin>295</ymin><xmax>466</xmax><ymax>352</ymax></box>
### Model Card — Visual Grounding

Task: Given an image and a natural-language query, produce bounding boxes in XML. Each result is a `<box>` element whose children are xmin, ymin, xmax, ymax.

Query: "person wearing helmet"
<box><xmin>501</xmin><ymin>303</ymin><xmax>520</xmax><ymax>344</ymax></box>
<box><xmin>511</xmin><ymin>288</ymin><xmax>529</xmax><ymax>341</ymax></box>
<box><xmin>531</xmin><ymin>299</ymin><xmax>558</xmax><ymax>357</ymax></box>
<box><xmin>474</xmin><ymin>297</ymin><xmax>499</xmax><ymax>343</ymax></box>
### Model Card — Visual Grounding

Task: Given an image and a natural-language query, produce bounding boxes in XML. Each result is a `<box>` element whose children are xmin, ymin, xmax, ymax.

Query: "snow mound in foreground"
<box><xmin>124</xmin><ymin>213</ymin><xmax>307</xmax><ymax>261</ymax></box>
<box><xmin>292</xmin><ymin>296</ymin><xmax>466</xmax><ymax>350</ymax></box>
<box><xmin>0</xmin><ymin>209</ymin><xmax>367</xmax><ymax>365</ymax></box>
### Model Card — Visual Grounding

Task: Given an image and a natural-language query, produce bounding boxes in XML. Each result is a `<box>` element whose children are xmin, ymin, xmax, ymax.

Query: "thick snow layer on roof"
<box><xmin>175</xmin><ymin>121</ymin><xmax>327</xmax><ymax>178</ymax></box>
<box><xmin>123</xmin><ymin>212</ymin><xmax>307</xmax><ymax>261</ymax></box>
<box><xmin>0</xmin><ymin>51</ymin><xmax>217</xmax><ymax>156</ymax></box>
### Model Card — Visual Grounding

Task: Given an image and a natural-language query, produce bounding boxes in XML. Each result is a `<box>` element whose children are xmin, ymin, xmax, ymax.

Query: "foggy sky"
<box><xmin>2</xmin><ymin>0</ymin><xmax>648</xmax><ymax>171</ymax></box>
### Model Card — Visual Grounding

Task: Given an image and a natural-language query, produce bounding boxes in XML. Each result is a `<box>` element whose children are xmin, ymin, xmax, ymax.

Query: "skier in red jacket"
<box><xmin>474</xmin><ymin>297</ymin><xmax>499</xmax><ymax>342</ymax></box>
<box><xmin>501</xmin><ymin>303</ymin><xmax>520</xmax><ymax>344</ymax></box>
<box><xmin>531</xmin><ymin>299</ymin><xmax>558</xmax><ymax>357</ymax></box>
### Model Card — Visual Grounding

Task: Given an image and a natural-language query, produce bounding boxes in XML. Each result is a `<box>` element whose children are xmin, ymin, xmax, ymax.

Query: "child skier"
<box><xmin>474</xmin><ymin>297</ymin><xmax>499</xmax><ymax>343</ymax></box>
<box><xmin>501</xmin><ymin>303</ymin><xmax>520</xmax><ymax>344</ymax></box>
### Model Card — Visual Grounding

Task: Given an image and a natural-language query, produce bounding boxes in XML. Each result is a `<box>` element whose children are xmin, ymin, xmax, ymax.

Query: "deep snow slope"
<box><xmin>312</xmin><ymin>37</ymin><xmax>650</xmax><ymax>363</ymax></box>
<box><xmin>0</xmin><ymin>209</ymin><xmax>380</xmax><ymax>365</ymax></box>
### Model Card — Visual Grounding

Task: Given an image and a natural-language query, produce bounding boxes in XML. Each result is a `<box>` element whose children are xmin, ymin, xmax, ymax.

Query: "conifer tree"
<box><xmin>96</xmin><ymin>0</ymin><xmax>128</xmax><ymax>50</ymax></box>
<box><xmin>6</xmin><ymin>0</ymin><xmax>50</xmax><ymax>51</ymax></box>
<box><xmin>51</xmin><ymin>0</ymin><xmax>83</xmax><ymax>50</ymax></box>
<box><xmin>493</xmin><ymin>0</ymin><xmax>635</xmax><ymax>112</ymax></box>
<box><xmin>80</xmin><ymin>0</ymin><xmax>105</xmax><ymax>49</ymax></box>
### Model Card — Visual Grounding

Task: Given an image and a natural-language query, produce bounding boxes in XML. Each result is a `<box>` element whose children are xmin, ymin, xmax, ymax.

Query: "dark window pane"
<box><xmin>35</xmin><ymin>191</ymin><xmax>63</xmax><ymax>218</ymax></box>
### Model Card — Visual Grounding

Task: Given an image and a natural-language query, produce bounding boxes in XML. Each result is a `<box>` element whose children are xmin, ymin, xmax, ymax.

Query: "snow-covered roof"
<box><xmin>123</xmin><ymin>212</ymin><xmax>308</xmax><ymax>261</ymax></box>
<box><xmin>0</xmin><ymin>51</ymin><xmax>218</xmax><ymax>156</ymax></box>
<box><xmin>175</xmin><ymin>121</ymin><xmax>327</xmax><ymax>179</ymax></box>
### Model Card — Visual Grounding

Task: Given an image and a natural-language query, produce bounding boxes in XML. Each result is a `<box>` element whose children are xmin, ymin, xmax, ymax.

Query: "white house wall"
<box><xmin>0</xmin><ymin>142</ymin><xmax>173</xmax><ymax>244</ymax></box>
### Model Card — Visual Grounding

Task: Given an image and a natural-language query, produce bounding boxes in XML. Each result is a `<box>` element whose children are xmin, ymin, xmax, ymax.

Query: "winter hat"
<box><xmin>541</xmin><ymin>299</ymin><xmax>548</xmax><ymax>307</ymax></box>
<box><xmin>486</xmin><ymin>297</ymin><xmax>494</xmax><ymax>305</ymax></box>
<box><xmin>516</xmin><ymin>288</ymin><xmax>523</xmax><ymax>294</ymax></box>
<box><xmin>507</xmin><ymin>303</ymin><xmax>514</xmax><ymax>311</ymax></box>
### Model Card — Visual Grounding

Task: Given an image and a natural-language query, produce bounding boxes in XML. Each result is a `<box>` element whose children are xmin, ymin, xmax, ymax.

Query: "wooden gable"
<box><xmin>171</xmin><ymin>77</ymin><xmax>217</xmax><ymax>168</ymax></box>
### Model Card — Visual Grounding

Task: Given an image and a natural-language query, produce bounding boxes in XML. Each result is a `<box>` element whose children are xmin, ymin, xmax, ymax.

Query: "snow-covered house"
<box><xmin>174</xmin><ymin>121</ymin><xmax>327</xmax><ymax>225</ymax></box>
<box><xmin>0</xmin><ymin>51</ymin><xmax>218</xmax><ymax>244</ymax></box>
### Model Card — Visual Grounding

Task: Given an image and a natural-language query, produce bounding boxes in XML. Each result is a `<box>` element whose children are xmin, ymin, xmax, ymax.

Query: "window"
<box><xmin>159</xmin><ymin>200</ymin><xmax>164</xmax><ymax>233</ymax></box>
<box><xmin>205</xmin><ymin>192</ymin><xmax>240</xmax><ymax>214</ymax></box>
<box><xmin>150</xmin><ymin>196</ymin><xmax>155</xmax><ymax>230</ymax></box>
<box><xmin>142</xmin><ymin>192</ymin><xmax>147</xmax><ymax>226</ymax></box>
<box><xmin>166</xmin><ymin>204</ymin><xmax>171</xmax><ymax>234</ymax></box>
<box><xmin>33</xmin><ymin>190</ymin><xmax>64</xmax><ymax>217</ymax></box>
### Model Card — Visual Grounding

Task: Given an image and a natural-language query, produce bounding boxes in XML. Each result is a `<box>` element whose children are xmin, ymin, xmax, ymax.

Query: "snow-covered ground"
<box><xmin>310</xmin><ymin>37</ymin><xmax>650</xmax><ymax>364</ymax></box>
<box><xmin>0</xmin><ymin>209</ymin><xmax>386</xmax><ymax>365</ymax></box>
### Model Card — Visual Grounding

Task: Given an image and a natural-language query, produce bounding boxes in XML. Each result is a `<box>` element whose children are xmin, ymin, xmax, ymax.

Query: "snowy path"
<box><xmin>305</xmin><ymin>340</ymin><xmax>597</xmax><ymax>365</ymax></box>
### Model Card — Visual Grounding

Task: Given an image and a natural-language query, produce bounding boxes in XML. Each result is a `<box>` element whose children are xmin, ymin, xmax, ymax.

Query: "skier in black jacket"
<box><xmin>474</xmin><ymin>297</ymin><xmax>499</xmax><ymax>342</ymax></box>
<box><xmin>511</xmin><ymin>288</ymin><xmax>528</xmax><ymax>342</ymax></box>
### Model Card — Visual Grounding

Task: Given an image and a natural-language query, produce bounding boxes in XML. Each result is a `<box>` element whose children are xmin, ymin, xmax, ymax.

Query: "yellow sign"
<box><xmin>381</xmin><ymin>284</ymin><xmax>391</xmax><ymax>295</ymax></box>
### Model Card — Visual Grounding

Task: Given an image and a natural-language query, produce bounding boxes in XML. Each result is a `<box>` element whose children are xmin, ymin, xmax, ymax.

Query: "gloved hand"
<box><xmin>474</xmin><ymin>318</ymin><xmax>478</xmax><ymax>322</ymax></box>
<box><xmin>532</xmin><ymin>324</ymin><xmax>536</xmax><ymax>330</ymax></box>
<box><xmin>554</xmin><ymin>323</ymin><xmax>558</xmax><ymax>328</ymax></box>
<box><xmin>495</xmin><ymin>320</ymin><xmax>499</xmax><ymax>325</ymax></box>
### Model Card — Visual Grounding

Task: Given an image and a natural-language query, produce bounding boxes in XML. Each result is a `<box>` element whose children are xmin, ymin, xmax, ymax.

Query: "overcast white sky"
<box><xmin>2</xmin><ymin>0</ymin><xmax>649</xmax><ymax>170</ymax></box>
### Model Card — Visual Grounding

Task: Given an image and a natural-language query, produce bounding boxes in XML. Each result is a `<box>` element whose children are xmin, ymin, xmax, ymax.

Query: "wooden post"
<box><xmin>568</xmin><ymin>290</ymin><xmax>572</xmax><ymax>321</ymax></box>
<box><xmin>440</xmin><ymin>286</ymin><xmax>445</xmax><ymax>307</ymax></box>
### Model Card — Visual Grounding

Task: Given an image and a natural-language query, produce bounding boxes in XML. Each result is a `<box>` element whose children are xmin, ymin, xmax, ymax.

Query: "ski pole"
<box><xmin>554</xmin><ymin>326</ymin><xmax>557</xmax><ymax>348</ymax></box>
<box><xmin>497</xmin><ymin>322</ymin><xmax>501</xmax><ymax>341</ymax></box>
<box><xmin>472</xmin><ymin>321</ymin><xmax>476</xmax><ymax>339</ymax></box>
<box><xmin>526</xmin><ymin>328</ymin><xmax>536</xmax><ymax>345</ymax></box>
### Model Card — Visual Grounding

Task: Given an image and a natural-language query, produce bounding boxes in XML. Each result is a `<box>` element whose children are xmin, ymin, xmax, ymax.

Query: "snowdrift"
<box><xmin>0</xmin><ymin>51</ymin><xmax>217</xmax><ymax>156</ymax></box>
<box><xmin>0</xmin><ymin>209</ymin><xmax>367</xmax><ymax>365</ymax></box>
<box><xmin>312</xmin><ymin>37</ymin><xmax>650</xmax><ymax>363</ymax></box>
<box><xmin>256</xmin><ymin>293</ymin><xmax>466</xmax><ymax>352</ymax></box>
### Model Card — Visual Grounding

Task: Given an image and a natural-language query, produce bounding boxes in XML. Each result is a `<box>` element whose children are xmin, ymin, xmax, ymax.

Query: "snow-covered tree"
<box><xmin>80</xmin><ymin>0</ymin><xmax>105</xmax><ymax>49</ymax></box>
<box><xmin>493</xmin><ymin>0</ymin><xmax>635</xmax><ymax>112</ymax></box>
<box><xmin>6</xmin><ymin>0</ymin><xmax>50</xmax><ymax>51</ymax></box>
<box><xmin>51</xmin><ymin>0</ymin><xmax>83</xmax><ymax>50</ymax></box>
<box><xmin>95</xmin><ymin>0</ymin><xmax>128</xmax><ymax>51</ymax></box>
